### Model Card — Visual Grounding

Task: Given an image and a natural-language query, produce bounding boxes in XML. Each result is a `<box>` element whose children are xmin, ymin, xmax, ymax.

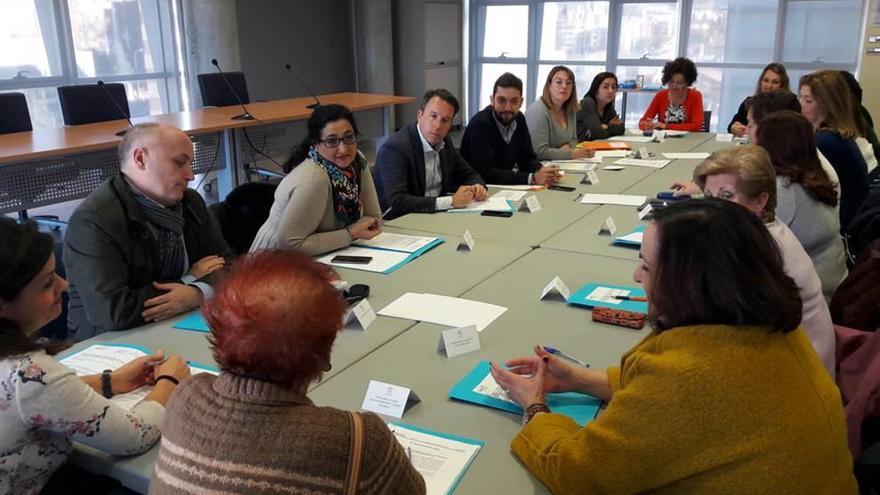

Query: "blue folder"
<box><xmin>613</xmin><ymin>225</ymin><xmax>645</xmax><ymax>247</ymax></box>
<box><xmin>388</xmin><ymin>422</ymin><xmax>483</xmax><ymax>494</ymax></box>
<box><xmin>567</xmin><ymin>283</ymin><xmax>648</xmax><ymax>313</ymax></box>
<box><xmin>173</xmin><ymin>313</ymin><xmax>210</xmax><ymax>333</ymax></box>
<box><xmin>449</xmin><ymin>361</ymin><xmax>601</xmax><ymax>426</ymax></box>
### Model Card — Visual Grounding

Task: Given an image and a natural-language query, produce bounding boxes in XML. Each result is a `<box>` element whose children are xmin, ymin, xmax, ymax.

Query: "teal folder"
<box><xmin>567</xmin><ymin>283</ymin><xmax>648</xmax><ymax>313</ymax></box>
<box><xmin>173</xmin><ymin>313</ymin><xmax>210</xmax><ymax>332</ymax></box>
<box><xmin>449</xmin><ymin>361</ymin><xmax>601</xmax><ymax>426</ymax></box>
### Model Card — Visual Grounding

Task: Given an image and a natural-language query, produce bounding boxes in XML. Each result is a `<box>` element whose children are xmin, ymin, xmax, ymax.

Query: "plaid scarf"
<box><xmin>125</xmin><ymin>178</ymin><xmax>187</xmax><ymax>280</ymax></box>
<box><xmin>308</xmin><ymin>147</ymin><xmax>362</xmax><ymax>225</ymax></box>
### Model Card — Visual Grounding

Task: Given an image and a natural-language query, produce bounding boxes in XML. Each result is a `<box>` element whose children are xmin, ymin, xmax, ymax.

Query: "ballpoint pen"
<box><xmin>614</xmin><ymin>295</ymin><xmax>647</xmax><ymax>302</ymax></box>
<box><xmin>378</xmin><ymin>207</ymin><xmax>393</xmax><ymax>223</ymax></box>
<box><xmin>542</xmin><ymin>346</ymin><xmax>590</xmax><ymax>368</ymax></box>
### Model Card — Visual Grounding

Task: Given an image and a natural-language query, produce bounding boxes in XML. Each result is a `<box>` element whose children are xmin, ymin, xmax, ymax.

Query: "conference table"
<box><xmin>0</xmin><ymin>92</ymin><xmax>414</xmax><ymax>215</ymax></box>
<box><xmin>68</xmin><ymin>131</ymin><xmax>734</xmax><ymax>493</ymax></box>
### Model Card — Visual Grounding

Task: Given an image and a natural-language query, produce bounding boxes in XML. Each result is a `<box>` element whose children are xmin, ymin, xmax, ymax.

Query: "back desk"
<box><xmin>70</xmin><ymin>132</ymin><xmax>725</xmax><ymax>493</ymax></box>
<box><xmin>0</xmin><ymin>92</ymin><xmax>414</xmax><ymax>215</ymax></box>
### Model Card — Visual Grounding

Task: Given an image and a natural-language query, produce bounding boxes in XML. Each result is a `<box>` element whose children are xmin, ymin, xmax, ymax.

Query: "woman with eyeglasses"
<box><xmin>727</xmin><ymin>63</ymin><xmax>790</xmax><ymax>137</ymax></box>
<box><xmin>525</xmin><ymin>65</ymin><xmax>596</xmax><ymax>160</ymax></box>
<box><xmin>250</xmin><ymin>104</ymin><xmax>382</xmax><ymax>256</ymax></box>
<box><xmin>638</xmin><ymin>57</ymin><xmax>704</xmax><ymax>132</ymax></box>
<box><xmin>576</xmin><ymin>72</ymin><xmax>625</xmax><ymax>141</ymax></box>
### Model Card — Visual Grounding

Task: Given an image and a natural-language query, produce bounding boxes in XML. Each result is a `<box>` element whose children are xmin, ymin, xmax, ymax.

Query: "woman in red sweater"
<box><xmin>639</xmin><ymin>57</ymin><xmax>704</xmax><ymax>132</ymax></box>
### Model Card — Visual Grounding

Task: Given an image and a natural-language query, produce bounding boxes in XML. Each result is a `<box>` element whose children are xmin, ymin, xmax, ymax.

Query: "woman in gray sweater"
<box><xmin>755</xmin><ymin>110</ymin><xmax>847</xmax><ymax>300</ymax></box>
<box><xmin>525</xmin><ymin>65</ymin><xmax>595</xmax><ymax>161</ymax></box>
<box><xmin>250</xmin><ymin>104</ymin><xmax>381</xmax><ymax>256</ymax></box>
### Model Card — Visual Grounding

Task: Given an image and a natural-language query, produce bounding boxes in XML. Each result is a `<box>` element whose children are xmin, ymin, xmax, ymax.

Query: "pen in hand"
<box><xmin>542</xmin><ymin>346</ymin><xmax>590</xmax><ymax>368</ymax></box>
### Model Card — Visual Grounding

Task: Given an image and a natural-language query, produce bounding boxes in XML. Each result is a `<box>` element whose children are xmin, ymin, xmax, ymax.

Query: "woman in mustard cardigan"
<box><xmin>491</xmin><ymin>199</ymin><xmax>857</xmax><ymax>494</ymax></box>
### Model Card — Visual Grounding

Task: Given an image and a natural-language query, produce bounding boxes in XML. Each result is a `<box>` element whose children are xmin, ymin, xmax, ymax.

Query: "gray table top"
<box><xmin>310</xmin><ymin>249</ymin><xmax>651</xmax><ymax>495</ymax></box>
<box><xmin>69</xmin><ymin>227</ymin><xmax>530</xmax><ymax>493</ymax></box>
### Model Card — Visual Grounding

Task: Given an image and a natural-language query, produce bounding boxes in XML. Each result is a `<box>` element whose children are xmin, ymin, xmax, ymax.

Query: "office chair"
<box><xmin>38</xmin><ymin>238</ymin><xmax>70</xmax><ymax>341</ymax></box>
<box><xmin>208</xmin><ymin>181</ymin><xmax>277</xmax><ymax>254</ymax></box>
<box><xmin>0</xmin><ymin>93</ymin><xmax>67</xmax><ymax>229</ymax></box>
<box><xmin>57</xmin><ymin>83</ymin><xmax>130</xmax><ymax>125</ymax></box>
<box><xmin>702</xmin><ymin>111</ymin><xmax>712</xmax><ymax>132</ymax></box>
<box><xmin>0</xmin><ymin>92</ymin><xmax>33</xmax><ymax>134</ymax></box>
<box><xmin>197</xmin><ymin>72</ymin><xmax>251</xmax><ymax>107</ymax></box>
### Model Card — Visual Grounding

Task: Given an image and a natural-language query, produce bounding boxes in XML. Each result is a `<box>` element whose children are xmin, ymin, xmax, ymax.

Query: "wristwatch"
<box><xmin>101</xmin><ymin>369</ymin><xmax>113</xmax><ymax>398</ymax></box>
<box><xmin>523</xmin><ymin>402</ymin><xmax>551</xmax><ymax>425</ymax></box>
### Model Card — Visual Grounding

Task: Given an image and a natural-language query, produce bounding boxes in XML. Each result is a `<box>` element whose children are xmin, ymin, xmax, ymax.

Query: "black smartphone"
<box><xmin>548</xmin><ymin>185</ymin><xmax>576</xmax><ymax>192</ymax></box>
<box><xmin>344</xmin><ymin>284</ymin><xmax>370</xmax><ymax>305</ymax></box>
<box><xmin>331</xmin><ymin>255</ymin><xmax>373</xmax><ymax>264</ymax></box>
<box><xmin>481</xmin><ymin>210</ymin><xmax>513</xmax><ymax>217</ymax></box>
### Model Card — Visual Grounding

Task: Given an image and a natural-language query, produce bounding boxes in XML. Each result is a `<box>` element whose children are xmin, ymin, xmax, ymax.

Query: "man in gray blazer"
<box><xmin>375</xmin><ymin>89</ymin><xmax>487</xmax><ymax>219</ymax></box>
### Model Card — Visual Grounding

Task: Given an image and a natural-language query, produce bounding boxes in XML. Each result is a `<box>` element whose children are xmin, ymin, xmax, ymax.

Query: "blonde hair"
<box><xmin>799</xmin><ymin>70</ymin><xmax>859</xmax><ymax>139</ymax></box>
<box><xmin>693</xmin><ymin>145</ymin><xmax>777</xmax><ymax>223</ymax></box>
<box><xmin>541</xmin><ymin>66</ymin><xmax>580</xmax><ymax>114</ymax></box>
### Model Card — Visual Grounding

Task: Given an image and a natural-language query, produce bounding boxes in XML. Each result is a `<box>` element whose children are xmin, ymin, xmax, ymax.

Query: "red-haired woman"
<box><xmin>150</xmin><ymin>250</ymin><xmax>425</xmax><ymax>495</ymax></box>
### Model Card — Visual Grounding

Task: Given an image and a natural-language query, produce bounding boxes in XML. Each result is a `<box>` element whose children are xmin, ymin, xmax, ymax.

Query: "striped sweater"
<box><xmin>149</xmin><ymin>373</ymin><xmax>425</xmax><ymax>494</ymax></box>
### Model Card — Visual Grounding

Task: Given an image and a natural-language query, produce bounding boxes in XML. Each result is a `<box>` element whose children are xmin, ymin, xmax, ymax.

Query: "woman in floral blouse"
<box><xmin>0</xmin><ymin>218</ymin><xmax>190</xmax><ymax>494</ymax></box>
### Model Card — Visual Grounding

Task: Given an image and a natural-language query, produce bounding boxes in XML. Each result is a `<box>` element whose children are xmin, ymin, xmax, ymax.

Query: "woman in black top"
<box><xmin>727</xmin><ymin>63</ymin><xmax>789</xmax><ymax>137</ymax></box>
<box><xmin>576</xmin><ymin>72</ymin><xmax>625</xmax><ymax>141</ymax></box>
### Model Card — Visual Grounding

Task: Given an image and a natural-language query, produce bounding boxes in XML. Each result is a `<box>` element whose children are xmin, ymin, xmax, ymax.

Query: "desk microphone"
<box><xmin>210</xmin><ymin>58</ymin><xmax>255</xmax><ymax>121</ymax></box>
<box><xmin>97</xmin><ymin>80</ymin><xmax>133</xmax><ymax>137</ymax></box>
<box><xmin>283</xmin><ymin>64</ymin><xmax>321</xmax><ymax>109</ymax></box>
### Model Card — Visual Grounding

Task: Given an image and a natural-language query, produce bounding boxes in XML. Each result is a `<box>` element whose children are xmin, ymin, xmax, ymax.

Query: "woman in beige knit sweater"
<box><xmin>150</xmin><ymin>250</ymin><xmax>425</xmax><ymax>495</ymax></box>
<box><xmin>250</xmin><ymin>104</ymin><xmax>382</xmax><ymax>256</ymax></box>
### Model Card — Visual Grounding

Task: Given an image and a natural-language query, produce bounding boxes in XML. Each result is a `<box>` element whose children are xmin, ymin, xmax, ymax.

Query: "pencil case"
<box><xmin>592</xmin><ymin>307</ymin><xmax>646</xmax><ymax>329</ymax></box>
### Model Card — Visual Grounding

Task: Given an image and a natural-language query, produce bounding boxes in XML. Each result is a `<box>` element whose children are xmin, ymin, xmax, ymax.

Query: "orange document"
<box><xmin>577</xmin><ymin>141</ymin><xmax>631</xmax><ymax>151</ymax></box>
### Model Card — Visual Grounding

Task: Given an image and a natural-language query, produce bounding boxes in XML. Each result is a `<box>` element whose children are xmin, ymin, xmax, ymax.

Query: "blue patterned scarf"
<box><xmin>308</xmin><ymin>147</ymin><xmax>362</xmax><ymax>225</ymax></box>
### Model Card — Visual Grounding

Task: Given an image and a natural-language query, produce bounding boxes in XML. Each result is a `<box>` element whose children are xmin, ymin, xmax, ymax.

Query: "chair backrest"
<box><xmin>197</xmin><ymin>72</ymin><xmax>251</xmax><ymax>107</ymax></box>
<box><xmin>0</xmin><ymin>92</ymin><xmax>33</xmax><ymax>134</ymax></box>
<box><xmin>209</xmin><ymin>181</ymin><xmax>277</xmax><ymax>254</ymax></box>
<box><xmin>702</xmin><ymin>110</ymin><xmax>712</xmax><ymax>132</ymax></box>
<box><xmin>37</xmin><ymin>240</ymin><xmax>69</xmax><ymax>341</ymax></box>
<box><xmin>57</xmin><ymin>83</ymin><xmax>130</xmax><ymax>126</ymax></box>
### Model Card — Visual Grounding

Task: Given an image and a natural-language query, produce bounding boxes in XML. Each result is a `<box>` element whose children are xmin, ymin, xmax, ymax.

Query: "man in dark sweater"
<box><xmin>460</xmin><ymin>72</ymin><xmax>560</xmax><ymax>185</ymax></box>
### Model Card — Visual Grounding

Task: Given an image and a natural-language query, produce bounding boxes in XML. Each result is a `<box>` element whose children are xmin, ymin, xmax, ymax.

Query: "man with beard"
<box><xmin>460</xmin><ymin>72</ymin><xmax>560</xmax><ymax>186</ymax></box>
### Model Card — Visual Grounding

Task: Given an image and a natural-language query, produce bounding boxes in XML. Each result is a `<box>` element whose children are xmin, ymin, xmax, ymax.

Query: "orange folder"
<box><xmin>577</xmin><ymin>141</ymin><xmax>631</xmax><ymax>151</ymax></box>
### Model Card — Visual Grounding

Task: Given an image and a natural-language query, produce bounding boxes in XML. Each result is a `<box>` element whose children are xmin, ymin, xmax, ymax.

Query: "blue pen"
<box><xmin>542</xmin><ymin>346</ymin><xmax>590</xmax><ymax>368</ymax></box>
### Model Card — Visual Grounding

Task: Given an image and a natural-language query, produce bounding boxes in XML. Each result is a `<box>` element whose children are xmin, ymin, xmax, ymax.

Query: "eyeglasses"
<box><xmin>319</xmin><ymin>133</ymin><xmax>358</xmax><ymax>148</ymax></box>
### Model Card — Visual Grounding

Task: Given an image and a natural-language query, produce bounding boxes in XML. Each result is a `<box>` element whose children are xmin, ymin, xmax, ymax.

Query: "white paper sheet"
<box><xmin>353</xmin><ymin>233</ymin><xmax>439</xmax><ymax>254</ymax></box>
<box><xmin>447</xmin><ymin>197</ymin><xmax>512</xmax><ymax>213</ymax></box>
<box><xmin>472</xmin><ymin>372</ymin><xmax>515</xmax><ymax>404</ymax></box>
<box><xmin>378</xmin><ymin>293</ymin><xmax>507</xmax><ymax>332</ymax></box>
<box><xmin>317</xmin><ymin>246</ymin><xmax>410</xmax><ymax>273</ymax></box>
<box><xmin>662</xmin><ymin>152</ymin><xmax>710</xmax><ymax>159</ymax></box>
<box><xmin>586</xmin><ymin>286</ymin><xmax>630</xmax><ymax>305</ymax></box>
<box><xmin>490</xmin><ymin>190</ymin><xmax>528</xmax><ymax>202</ymax></box>
<box><xmin>593</xmin><ymin>150</ymin><xmax>630</xmax><ymax>159</ymax></box>
<box><xmin>485</xmin><ymin>184</ymin><xmax>541</xmax><ymax>190</ymax></box>
<box><xmin>612</xmin><ymin>158</ymin><xmax>671</xmax><ymax>169</ymax></box>
<box><xmin>579</xmin><ymin>193</ymin><xmax>647</xmax><ymax>206</ymax></box>
<box><xmin>663</xmin><ymin>130</ymin><xmax>689</xmax><ymax>136</ymax></box>
<box><xmin>389</xmin><ymin>424</ymin><xmax>482</xmax><ymax>495</ymax></box>
<box><xmin>549</xmin><ymin>161</ymin><xmax>598</xmax><ymax>172</ymax></box>
<box><xmin>608</xmin><ymin>136</ymin><xmax>652</xmax><ymax>143</ymax></box>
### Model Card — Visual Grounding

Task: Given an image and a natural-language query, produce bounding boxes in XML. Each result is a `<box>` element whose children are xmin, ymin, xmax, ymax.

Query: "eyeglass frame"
<box><xmin>318</xmin><ymin>133</ymin><xmax>359</xmax><ymax>148</ymax></box>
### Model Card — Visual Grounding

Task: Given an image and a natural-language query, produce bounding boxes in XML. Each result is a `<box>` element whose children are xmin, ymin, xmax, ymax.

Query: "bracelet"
<box><xmin>523</xmin><ymin>402</ymin><xmax>551</xmax><ymax>425</ymax></box>
<box><xmin>156</xmin><ymin>375</ymin><xmax>180</xmax><ymax>386</ymax></box>
<box><xmin>101</xmin><ymin>369</ymin><xmax>113</xmax><ymax>398</ymax></box>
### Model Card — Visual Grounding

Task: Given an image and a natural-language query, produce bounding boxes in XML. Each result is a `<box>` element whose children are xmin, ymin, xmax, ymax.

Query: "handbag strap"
<box><xmin>344</xmin><ymin>411</ymin><xmax>364</xmax><ymax>495</ymax></box>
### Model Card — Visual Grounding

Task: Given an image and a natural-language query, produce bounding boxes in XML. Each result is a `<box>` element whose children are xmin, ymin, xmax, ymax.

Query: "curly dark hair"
<box><xmin>661</xmin><ymin>57</ymin><xmax>698</xmax><ymax>86</ymax></box>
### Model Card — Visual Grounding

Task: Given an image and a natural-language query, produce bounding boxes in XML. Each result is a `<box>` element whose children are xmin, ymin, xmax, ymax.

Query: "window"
<box><xmin>688</xmin><ymin>0</ymin><xmax>779</xmax><ymax>64</ymax></box>
<box><xmin>618</xmin><ymin>3</ymin><xmax>679</xmax><ymax>60</ymax></box>
<box><xmin>539</xmin><ymin>2</ymin><xmax>609</xmax><ymax>61</ymax></box>
<box><xmin>479</xmin><ymin>63</ymin><xmax>528</xmax><ymax>105</ymax></box>
<box><xmin>0</xmin><ymin>0</ymin><xmax>183</xmax><ymax>130</ymax></box>
<box><xmin>468</xmin><ymin>0</ymin><xmax>866</xmax><ymax>131</ymax></box>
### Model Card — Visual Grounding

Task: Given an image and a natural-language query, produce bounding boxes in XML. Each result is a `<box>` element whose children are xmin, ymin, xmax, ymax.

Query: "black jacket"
<box><xmin>460</xmin><ymin>106</ymin><xmax>542</xmax><ymax>185</ymax></box>
<box><xmin>374</xmin><ymin>123</ymin><xmax>484</xmax><ymax>219</ymax></box>
<box><xmin>63</xmin><ymin>174</ymin><xmax>231</xmax><ymax>340</ymax></box>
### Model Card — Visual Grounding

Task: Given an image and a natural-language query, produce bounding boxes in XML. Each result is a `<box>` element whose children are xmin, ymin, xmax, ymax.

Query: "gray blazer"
<box><xmin>249</xmin><ymin>156</ymin><xmax>381</xmax><ymax>256</ymax></box>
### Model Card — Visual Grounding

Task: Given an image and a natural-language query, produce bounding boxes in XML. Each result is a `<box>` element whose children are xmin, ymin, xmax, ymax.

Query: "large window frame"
<box><xmin>0</xmin><ymin>0</ymin><xmax>187</xmax><ymax>129</ymax></box>
<box><xmin>467</xmin><ymin>0</ymin><xmax>868</xmax><ymax>130</ymax></box>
